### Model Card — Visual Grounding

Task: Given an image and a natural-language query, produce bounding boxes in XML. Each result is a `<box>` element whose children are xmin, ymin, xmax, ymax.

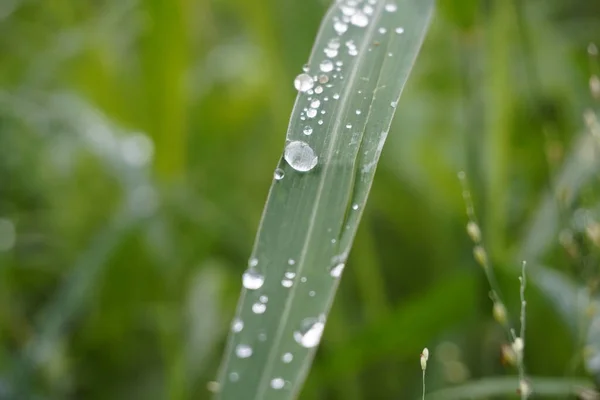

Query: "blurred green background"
<box><xmin>1</xmin><ymin>0</ymin><xmax>600</xmax><ymax>398</ymax></box>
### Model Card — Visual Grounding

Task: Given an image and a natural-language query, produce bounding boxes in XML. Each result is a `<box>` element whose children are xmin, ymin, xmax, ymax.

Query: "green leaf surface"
<box><xmin>215</xmin><ymin>1</ymin><xmax>434</xmax><ymax>399</ymax></box>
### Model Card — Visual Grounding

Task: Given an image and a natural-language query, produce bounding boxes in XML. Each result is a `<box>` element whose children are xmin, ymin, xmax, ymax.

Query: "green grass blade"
<box><xmin>216</xmin><ymin>1</ymin><xmax>433</xmax><ymax>399</ymax></box>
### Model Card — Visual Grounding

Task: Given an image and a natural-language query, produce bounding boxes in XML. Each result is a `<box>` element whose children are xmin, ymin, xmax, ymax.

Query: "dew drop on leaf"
<box><xmin>270</xmin><ymin>377</ymin><xmax>285</xmax><ymax>390</ymax></box>
<box><xmin>293</xmin><ymin>317</ymin><xmax>325</xmax><ymax>348</ymax></box>
<box><xmin>242</xmin><ymin>270</ymin><xmax>264</xmax><ymax>290</ymax></box>
<box><xmin>284</xmin><ymin>141</ymin><xmax>318</xmax><ymax>172</ymax></box>
<box><xmin>294</xmin><ymin>73</ymin><xmax>314</xmax><ymax>92</ymax></box>
<box><xmin>274</xmin><ymin>168</ymin><xmax>285</xmax><ymax>180</ymax></box>
<box><xmin>235</xmin><ymin>344</ymin><xmax>253</xmax><ymax>358</ymax></box>
<box><xmin>231</xmin><ymin>318</ymin><xmax>244</xmax><ymax>333</ymax></box>
<box><xmin>252</xmin><ymin>302</ymin><xmax>267</xmax><ymax>314</ymax></box>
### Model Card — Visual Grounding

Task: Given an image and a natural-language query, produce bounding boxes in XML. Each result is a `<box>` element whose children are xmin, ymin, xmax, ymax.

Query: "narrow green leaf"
<box><xmin>216</xmin><ymin>1</ymin><xmax>433</xmax><ymax>399</ymax></box>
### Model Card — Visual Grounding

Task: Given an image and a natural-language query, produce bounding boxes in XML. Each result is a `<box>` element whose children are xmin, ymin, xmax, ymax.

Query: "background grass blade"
<box><xmin>216</xmin><ymin>1</ymin><xmax>434</xmax><ymax>399</ymax></box>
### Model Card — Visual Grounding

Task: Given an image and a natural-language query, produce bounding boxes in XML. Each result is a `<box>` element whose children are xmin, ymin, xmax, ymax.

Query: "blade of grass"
<box><xmin>215</xmin><ymin>1</ymin><xmax>434</xmax><ymax>399</ymax></box>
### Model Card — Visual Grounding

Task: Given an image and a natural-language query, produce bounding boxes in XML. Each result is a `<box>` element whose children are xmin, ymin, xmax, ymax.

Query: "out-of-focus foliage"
<box><xmin>0</xmin><ymin>0</ymin><xmax>599</xmax><ymax>399</ymax></box>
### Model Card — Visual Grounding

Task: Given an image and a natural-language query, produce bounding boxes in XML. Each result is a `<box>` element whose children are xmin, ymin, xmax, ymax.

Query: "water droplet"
<box><xmin>310</xmin><ymin>99</ymin><xmax>321</xmax><ymax>109</ymax></box>
<box><xmin>284</xmin><ymin>272</ymin><xmax>296</xmax><ymax>279</ymax></box>
<box><xmin>333</xmin><ymin>93</ymin><xmax>340</xmax><ymax>100</ymax></box>
<box><xmin>324</xmin><ymin>48</ymin><xmax>338</xmax><ymax>58</ymax></box>
<box><xmin>356</xmin><ymin>110</ymin><xmax>362</xmax><ymax>115</ymax></box>
<box><xmin>352</xmin><ymin>204</ymin><xmax>359</xmax><ymax>210</ymax></box>
<box><xmin>314</xmin><ymin>86</ymin><xmax>324</xmax><ymax>94</ymax></box>
<box><xmin>346</xmin><ymin>123</ymin><xmax>352</xmax><ymax>129</ymax></box>
<box><xmin>232</xmin><ymin>318</ymin><xmax>244</xmax><ymax>333</ymax></box>
<box><xmin>236</xmin><ymin>344</ymin><xmax>253</xmax><ymax>358</ymax></box>
<box><xmin>309</xmin><ymin>290</ymin><xmax>315</xmax><ymax>297</ymax></box>
<box><xmin>274</xmin><ymin>168</ymin><xmax>285</xmax><ymax>180</ymax></box>
<box><xmin>348</xmin><ymin>48</ymin><xmax>358</xmax><ymax>56</ymax></box>
<box><xmin>301</xmin><ymin>277</ymin><xmax>307</xmax><ymax>283</ymax></box>
<box><xmin>258</xmin><ymin>332</ymin><xmax>267</xmax><ymax>341</ymax></box>
<box><xmin>260</xmin><ymin>295</ymin><xmax>268</xmax><ymax>303</ymax></box>
<box><xmin>320</xmin><ymin>60</ymin><xmax>334</xmax><ymax>73</ymax></box>
<box><xmin>303</xmin><ymin>126</ymin><xmax>313</xmax><ymax>135</ymax></box>
<box><xmin>294</xmin><ymin>73</ymin><xmax>314</xmax><ymax>92</ymax></box>
<box><xmin>229</xmin><ymin>372</ymin><xmax>239</xmax><ymax>382</ymax></box>
<box><xmin>395</xmin><ymin>27</ymin><xmax>404</xmax><ymax>34</ymax></box>
<box><xmin>282</xmin><ymin>279</ymin><xmax>293</xmax><ymax>288</ymax></box>
<box><xmin>330</xmin><ymin>263</ymin><xmax>345</xmax><ymax>278</ymax></box>
<box><xmin>378</xmin><ymin>27</ymin><xmax>387</xmax><ymax>34</ymax></box>
<box><xmin>270</xmin><ymin>377</ymin><xmax>285</xmax><ymax>390</ymax></box>
<box><xmin>364</xmin><ymin>5</ymin><xmax>374</xmax><ymax>14</ymax></box>
<box><xmin>248</xmin><ymin>257</ymin><xmax>258</xmax><ymax>267</ymax></box>
<box><xmin>282</xmin><ymin>352</ymin><xmax>293</xmax><ymax>363</ymax></box>
<box><xmin>302</xmin><ymin>63</ymin><xmax>309</xmax><ymax>72</ymax></box>
<box><xmin>293</xmin><ymin>317</ymin><xmax>325</xmax><ymax>348</ymax></box>
<box><xmin>319</xmin><ymin>75</ymin><xmax>329</xmax><ymax>84</ymax></box>
<box><xmin>242</xmin><ymin>270</ymin><xmax>264</xmax><ymax>290</ymax></box>
<box><xmin>306</xmin><ymin>108</ymin><xmax>317</xmax><ymax>118</ymax></box>
<box><xmin>284</xmin><ymin>141</ymin><xmax>318</xmax><ymax>172</ymax></box>
<box><xmin>350</xmin><ymin>12</ymin><xmax>368</xmax><ymax>27</ymax></box>
<box><xmin>334</xmin><ymin>21</ymin><xmax>348</xmax><ymax>34</ymax></box>
<box><xmin>390</xmin><ymin>101</ymin><xmax>397</xmax><ymax>108</ymax></box>
<box><xmin>341</xmin><ymin>5</ymin><xmax>356</xmax><ymax>16</ymax></box>
<box><xmin>318</xmin><ymin>120</ymin><xmax>324</xmax><ymax>125</ymax></box>
<box><xmin>252</xmin><ymin>302</ymin><xmax>267</xmax><ymax>314</ymax></box>
<box><xmin>385</xmin><ymin>3</ymin><xmax>397</xmax><ymax>12</ymax></box>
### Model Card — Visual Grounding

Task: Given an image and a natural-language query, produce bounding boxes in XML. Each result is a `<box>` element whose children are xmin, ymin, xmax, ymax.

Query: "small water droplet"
<box><xmin>310</xmin><ymin>99</ymin><xmax>321</xmax><ymax>109</ymax></box>
<box><xmin>260</xmin><ymin>295</ymin><xmax>268</xmax><ymax>303</ymax></box>
<box><xmin>324</xmin><ymin>47</ymin><xmax>338</xmax><ymax>58</ymax></box>
<box><xmin>363</xmin><ymin>5</ymin><xmax>374</xmax><ymax>15</ymax></box>
<box><xmin>378</xmin><ymin>27</ymin><xmax>387</xmax><ymax>34</ymax></box>
<box><xmin>293</xmin><ymin>317</ymin><xmax>325</xmax><ymax>348</ymax></box>
<box><xmin>303</xmin><ymin>126</ymin><xmax>313</xmax><ymax>135</ymax></box>
<box><xmin>385</xmin><ymin>3</ymin><xmax>397</xmax><ymax>12</ymax></box>
<box><xmin>306</xmin><ymin>108</ymin><xmax>317</xmax><ymax>118</ymax></box>
<box><xmin>314</xmin><ymin>86</ymin><xmax>324</xmax><ymax>94</ymax></box>
<box><xmin>252</xmin><ymin>302</ymin><xmax>267</xmax><ymax>314</ymax></box>
<box><xmin>282</xmin><ymin>279</ymin><xmax>293</xmax><ymax>288</ymax></box>
<box><xmin>352</xmin><ymin>204</ymin><xmax>359</xmax><ymax>210</ymax></box>
<box><xmin>334</xmin><ymin>21</ymin><xmax>348</xmax><ymax>34</ymax></box>
<box><xmin>346</xmin><ymin>123</ymin><xmax>352</xmax><ymax>129</ymax></box>
<box><xmin>282</xmin><ymin>352</ymin><xmax>293</xmax><ymax>363</ymax></box>
<box><xmin>356</xmin><ymin>109</ymin><xmax>362</xmax><ymax>115</ymax></box>
<box><xmin>274</xmin><ymin>168</ymin><xmax>285</xmax><ymax>180</ymax></box>
<box><xmin>248</xmin><ymin>257</ymin><xmax>258</xmax><ymax>267</ymax></box>
<box><xmin>294</xmin><ymin>73</ymin><xmax>314</xmax><ymax>92</ymax></box>
<box><xmin>348</xmin><ymin>48</ymin><xmax>358</xmax><ymax>56</ymax></box>
<box><xmin>232</xmin><ymin>318</ymin><xmax>244</xmax><ymax>333</ymax></box>
<box><xmin>270</xmin><ymin>377</ymin><xmax>285</xmax><ymax>390</ymax></box>
<box><xmin>395</xmin><ymin>27</ymin><xmax>404</xmax><ymax>34</ymax></box>
<box><xmin>242</xmin><ymin>270</ymin><xmax>264</xmax><ymax>290</ymax></box>
<box><xmin>350</xmin><ymin>12</ymin><xmax>368</xmax><ymax>27</ymax></box>
<box><xmin>258</xmin><ymin>332</ymin><xmax>267</xmax><ymax>341</ymax></box>
<box><xmin>309</xmin><ymin>290</ymin><xmax>315</xmax><ymax>297</ymax></box>
<box><xmin>318</xmin><ymin>120</ymin><xmax>324</xmax><ymax>125</ymax></box>
<box><xmin>302</xmin><ymin>64</ymin><xmax>309</xmax><ymax>72</ymax></box>
<box><xmin>229</xmin><ymin>372</ymin><xmax>239</xmax><ymax>382</ymax></box>
<box><xmin>319</xmin><ymin>75</ymin><xmax>329</xmax><ymax>84</ymax></box>
<box><xmin>320</xmin><ymin>59</ymin><xmax>334</xmax><ymax>72</ymax></box>
<box><xmin>330</xmin><ymin>263</ymin><xmax>345</xmax><ymax>278</ymax></box>
<box><xmin>390</xmin><ymin>101</ymin><xmax>397</xmax><ymax>108</ymax></box>
<box><xmin>284</xmin><ymin>272</ymin><xmax>296</xmax><ymax>279</ymax></box>
<box><xmin>300</xmin><ymin>277</ymin><xmax>307</xmax><ymax>283</ymax></box>
<box><xmin>284</xmin><ymin>141</ymin><xmax>318</xmax><ymax>172</ymax></box>
<box><xmin>328</xmin><ymin>38</ymin><xmax>341</xmax><ymax>49</ymax></box>
<box><xmin>288</xmin><ymin>259</ymin><xmax>296</xmax><ymax>266</ymax></box>
<box><xmin>236</xmin><ymin>344</ymin><xmax>253</xmax><ymax>358</ymax></box>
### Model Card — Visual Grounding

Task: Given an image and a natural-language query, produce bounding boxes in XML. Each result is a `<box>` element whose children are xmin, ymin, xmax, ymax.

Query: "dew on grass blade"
<box><xmin>293</xmin><ymin>317</ymin><xmax>326</xmax><ymax>348</ymax></box>
<box><xmin>235</xmin><ymin>344</ymin><xmax>253</xmax><ymax>359</ymax></box>
<box><xmin>270</xmin><ymin>378</ymin><xmax>285</xmax><ymax>390</ymax></box>
<box><xmin>330</xmin><ymin>263</ymin><xmax>345</xmax><ymax>278</ymax></box>
<box><xmin>242</xmin><ymin>270</ymin><xmax>264</xmax><ymax>290</ymax></box>
<box><xmin>284</xmin><ymin>141</ymin><xmax>318</xmax><ymax>172</ymax></box>
<box><xmin>274</xmin><ymin>168</ymin><xmax>285</xmax><ymax>180</ymax></box>
<box><xmin>294</xmin><ymin>73</ymin><xmax>314</xmax><ymax>92</ymax></box>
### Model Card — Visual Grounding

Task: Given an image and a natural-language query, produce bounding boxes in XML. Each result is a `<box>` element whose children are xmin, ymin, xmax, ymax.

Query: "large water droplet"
<box><xmin>350</xmin><ymin>12</ymin><xmax>368</xmax><ymax>27</ymax></box>
<box><xmin>330</xmin><ymin>263</ymin><xmax>345</xmax><ymax>278</ymax></box>
<box><xmin>270</xmin><ymin>377</ymin><xmax>285</xmax><ymax>390</ymax></box>
<box><xmin>252</xmin><ymin>302</ymin><xmax>267</xmax><ymax>314</ymax></box>
<box><xmin>284</xmin><ymin>141</ymin><xmax>318</xmax><ymax>172</ymax></box>
<box><xmin>242</xmin><ymin>270</ymin><xmax>264</xmax><ymax>290</ymax></box>
<box><xmin>232</xmin><ymin>318</ymin><xmax>244</xmax><ymax>333</ymax></box>
<box><xmin>274</xmin><ymin>168</ymin><xmax>285</xmax><ymax>180</ymax></box>
<box><xmin>334</xmin><ymin>21</ymin><xmax>348</xmax><ymax>34</ymax></box>
<box><xmin>294</xmin><ymin>73</ymin><xmax>314</xmax><ymax>92</ymax></box>
<box><xmin>236</xmin><ymin>344</ymin><xmax>253</xmax><ymax>358</ymax></box>
<box><xmin>320</xmin><ymin>60</ymin><xmax>334</xmax><ymax>73</ymax></box>
<box><xmin>282</xmin><ymin>352</ymin><xmax>294</xmax><ymax>363</ymax></box>
<box><xmin>294</xmin><ymin>317</ymin><xmax>325</xmax><ymax>348</ymax></box>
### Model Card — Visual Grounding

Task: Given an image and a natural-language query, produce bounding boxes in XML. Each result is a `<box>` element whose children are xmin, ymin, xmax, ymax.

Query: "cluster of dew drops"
<box><xmin>275</xmin><ymin>0</ymin><xmax>404</xmax><ymax>182</ymax></box>
<box><xmin>230</xmin><ymin>0</ymin><xmax>403</xmax><ymax>391</ymax></box>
